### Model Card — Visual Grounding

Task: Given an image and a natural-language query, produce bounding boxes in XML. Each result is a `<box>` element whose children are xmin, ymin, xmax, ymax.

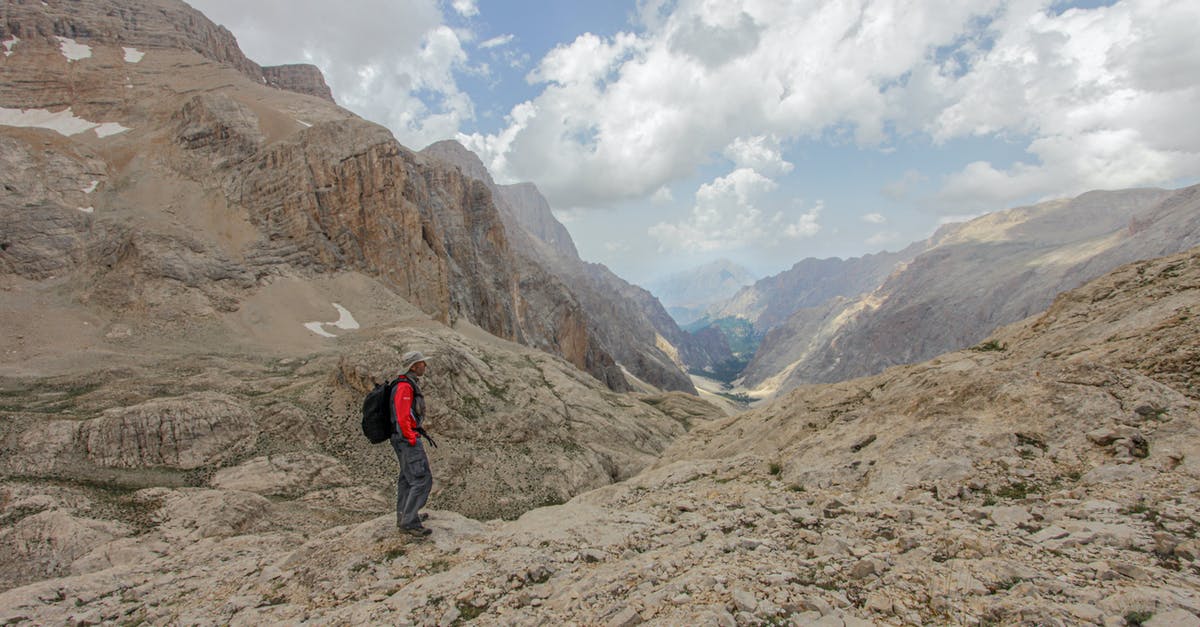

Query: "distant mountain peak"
<box><xmin>649</xmin><ymin>260</ymin><xmax>756</xmax><ymax>325</ymax></box>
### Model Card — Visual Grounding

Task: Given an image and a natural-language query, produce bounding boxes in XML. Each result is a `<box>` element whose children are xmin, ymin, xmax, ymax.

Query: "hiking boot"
<box><xmin>401</xmin><ymin>524</ymin><xmax>432</xmax><ymax>537</ymax></box>
<box><xmin>396</xmin><ymin>513</ymin><xmax>429</xmax><ymax>529</ymax></box>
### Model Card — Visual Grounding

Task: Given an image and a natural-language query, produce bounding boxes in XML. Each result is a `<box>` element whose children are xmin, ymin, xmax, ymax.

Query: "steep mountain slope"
<box><xmin>4</xmin><ymin>243</ymin><xmax>1196</xmax><ymax>625</ymax></box>
<box><xmin>745</xmin><ymin>186</ymin><xmax>1199</xmax><ymax>393</ymax></box>
<box><xmin>420</xmin><ymin>140</ymin><xmax>728</xmax><ymax>394</ymax></box>
<box><xmin>710</xmin><ymin>246</ymin><xmax>923</xmax><ymax>332</ymax></box>
<box><xmin>0</xmin><ymin>0</ymin><xmax>728</xmax><ymax>538</ymax></box>
<box><xmin>0</xmin><ymin>0</ymin><xmax>636</xmax><ymax>390</ymax></box>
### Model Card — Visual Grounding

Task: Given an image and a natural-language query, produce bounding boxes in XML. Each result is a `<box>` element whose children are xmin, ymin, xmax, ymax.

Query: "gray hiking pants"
<box><xmin>390</xmin><ymin>433</ymin><xmax>432</xmax><ymax>528</ymax></box>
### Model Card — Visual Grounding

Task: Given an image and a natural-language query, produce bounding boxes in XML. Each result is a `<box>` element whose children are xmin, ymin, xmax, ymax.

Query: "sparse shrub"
<box><xmin>995</xmin><ymin>482</ymin><xmax>1033</xmax><ymax>500</ymax></box>
<box><xmin>972</xmin><ymin>340</ymin><xmax>1007</xmax><ymax>352</ymax></box>
<box><xmin>456</xmin><ymin>601</ymin><xmax>488</xmax><ymax>622</ymax></box>
<box><xmin>1125</xmin><ymin>610</ymin><xmax>1153</xmax><ymax>626</ymax></box>
<box><xmin>384</xmin><ymin>545</ymin><xmax>406</xmax><ymax>561</ymax></box>
<box><xmin>768</xmin><ymin>462</ymin><xmax>783</xmax><ymax>476</ymax></box>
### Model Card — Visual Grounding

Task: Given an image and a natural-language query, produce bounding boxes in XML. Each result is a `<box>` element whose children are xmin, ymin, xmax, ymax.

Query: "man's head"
<box><xmin>400</xmin><ymin>350</ymin><xmax>427</xmax><ymax>376</ymax></box>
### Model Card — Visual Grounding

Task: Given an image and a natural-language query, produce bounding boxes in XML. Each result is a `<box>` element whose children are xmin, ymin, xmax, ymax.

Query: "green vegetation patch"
<box><xmin>971</xmin><ymin>340</ymin><xmax>1007</xmax><ymax>352</ymax></box>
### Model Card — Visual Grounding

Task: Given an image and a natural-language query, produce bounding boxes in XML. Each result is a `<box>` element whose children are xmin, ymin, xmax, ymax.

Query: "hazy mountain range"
<box><xmin>646</xmin><ymin>259</ymin><xmax>756</xmax><ymax>326</ymax></box>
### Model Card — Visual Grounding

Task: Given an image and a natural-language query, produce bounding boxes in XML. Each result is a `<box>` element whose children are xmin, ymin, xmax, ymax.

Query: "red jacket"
<box><xmin>392</xmin><ymin>377</ymin><xmax>421</xmax><ymax>445</ymax></box>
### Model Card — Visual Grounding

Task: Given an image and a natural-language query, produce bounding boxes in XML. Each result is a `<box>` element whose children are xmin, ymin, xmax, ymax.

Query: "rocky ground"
<box><xmin>1</xmin><ymin>250</ymin><xmax>1197</xmax><ymax>625</ymax></box>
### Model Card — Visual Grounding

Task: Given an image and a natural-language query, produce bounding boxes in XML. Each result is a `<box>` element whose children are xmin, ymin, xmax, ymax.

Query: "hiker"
<box><xmin>391</xmin><ymin>350</ymin><xmax>434</xmax><ymax>536</ymax></box>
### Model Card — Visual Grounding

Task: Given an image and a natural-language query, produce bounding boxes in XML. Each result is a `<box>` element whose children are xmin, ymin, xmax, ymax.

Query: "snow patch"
<box><xmin>0</xmin><ymin>106</ymin><xmax>131</xmax><ymax>138</ymax></box>
<box><xmin>329</xmin><ymin>303</ymin><xmax>360</xmax><ymax>330</ymax></box>
<box><xmin>296</xmin><ymin>119</ymin><xmax>312</xmax><ymax>128</ymax></box>
<box><xmin>303</xmin><ymin>303</ymin><xmax>360</xmax><ymax>338</ymax></box>
<box><xmin>303</xmin><ymin>322</ymin><xmax>336</xmax><ymax>338</ymax></box>
<box><xmin>82</xmin><ymin>180</ymin><xmax>99</xmax><ymax>194</ymax></box>
<box><xmin>94</xmin><ymin>122</ymin><xmax>130</xmax><ymax>138</ymax></box>
<box><xmin>122</xmin><ymin>47</ymin><xmax>144</xmax><ymax>63</ymax></box>
<box><xmin>78</xmin><ymin>207</ymin><xmax>94</xmax><ymax>214</ymax></box>
<box><xmin>55</xmin><ymin>37</ymin><xmax>92</xmax><ymax>62</ymax></box>
<box><xmin>0</xmin><ymin>106</ymin><xmax>97</xmax><ymax>136</ymax></box>
<box><xmin>2</xmin><ymin>36</ymin><xmax>18</xmax><ymax>57</ymax></box>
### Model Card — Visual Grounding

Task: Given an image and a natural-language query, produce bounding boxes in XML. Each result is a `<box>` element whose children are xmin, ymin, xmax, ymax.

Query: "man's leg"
<box><xmin>399</xmin><ymin>442</ymin><xmax>432</xmax><ymax>530</ymax></box>
<box><xmin>390</xmin><ymin>434</ymin><xmax>411</xmax><ymax>528</ymax></box>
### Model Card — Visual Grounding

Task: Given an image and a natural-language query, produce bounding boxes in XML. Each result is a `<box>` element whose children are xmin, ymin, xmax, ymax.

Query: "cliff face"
<box><xmin>496</xmin><ymin>182</ymin><xmax>580</xmax><ymax>261</ymax></box>
<box><xmin>419</xmin><ymin>140</ymin><xmax>713</xmax><ymax>393</ymax></box>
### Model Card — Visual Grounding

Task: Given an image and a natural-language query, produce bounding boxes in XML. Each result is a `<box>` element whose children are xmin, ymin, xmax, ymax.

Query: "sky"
<box><xmin>186</xmin><ymin>0</ymin><xmax>1200</xmax><ymax>286</ymax></box>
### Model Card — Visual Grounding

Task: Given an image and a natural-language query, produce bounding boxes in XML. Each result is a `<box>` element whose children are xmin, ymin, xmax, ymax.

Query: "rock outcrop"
<box><xmin>263</xmin><ymin>64</ymin><xmax>335</xmax><ymax>103</ymax></box>
<box><xmin>495</xmin><ymin>181</ymin><xmax>580</xmax><ymax>261</ymax></box>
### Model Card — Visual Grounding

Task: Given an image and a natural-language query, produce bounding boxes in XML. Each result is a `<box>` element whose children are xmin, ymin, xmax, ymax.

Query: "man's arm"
<box><xmin>393</xmin><ymin>381</ymin><xmax>418</xmax><ymax>445</ymax></box>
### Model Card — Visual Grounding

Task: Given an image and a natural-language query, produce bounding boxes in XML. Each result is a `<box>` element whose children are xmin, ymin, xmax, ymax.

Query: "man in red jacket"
<box><xmin>391</xmin><ymin>350</ymin><xmax>433</xmax><ymax>536</ymax></box>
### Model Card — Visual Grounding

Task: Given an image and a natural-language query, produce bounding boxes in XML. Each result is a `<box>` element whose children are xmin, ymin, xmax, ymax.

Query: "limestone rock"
<box><xmin>0</xmin><ymin>510</ymin><xmax>131</xmax><ymax>590</ymax></box>
<box><xmin>80</xmin><ymin>392</ymin><xmax>257</xmax><ymax>469</ymax></box>
<box><xmin>149</xmin><ymin>487</ymin><xmax>273</xmax><ymax>541</ymax></box>
<box><xmin>211</xmin><ymin>452</ymin><xmax>353</xmax><ymax>497</ymax></box>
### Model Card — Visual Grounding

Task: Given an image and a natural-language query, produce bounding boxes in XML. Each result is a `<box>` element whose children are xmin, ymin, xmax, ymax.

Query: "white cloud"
<box><xmin>451</xmin><ymin>0</ymin><xmax>478</xmax><ymax>18</ymax></box>
<box><xmin>189</xmin><ymin>0</ymin><xmax>1200</xmax><ymax>223</ymax></box>
<box><xmin>480</xmin><ymin>34</ymin><xmax>514</xmax><ymax>49</ymax></box>
<box><xmin>927</xmin><ymin>0</ymin><xmax>1200</xmax><ymax>209</ymax></box>
<box><xmin>462</xmin><ymin>0</ymin><xmax>1199</xmax><ymax>216</ymax></box>
<box><xmin>862</xmin><ymin>212</ymin><xmax>886</xmax><ymax>224</ymax></box>
<box><xmin>526</xmin><ymin>32</ymin><xmax>640</xmax><ymax>86</ymax></box>
<box><xmin>724</xmin><ymin>135</ymin><xmax>793</xmax><ymax>175</ymax></box>
<box><xmin>784</xmin><ymin>202</ymin><xmax>822</xmax><ymax>238</ymax></box>
<box><xmin>648</xmin><ymin>168</ymin><xmax>820</xmax><ymax>252</ymax></box>
<box><xmin>469</xmin><ymin>0</ymin><xmax>1010</xmax><ymax>209</ymax></box>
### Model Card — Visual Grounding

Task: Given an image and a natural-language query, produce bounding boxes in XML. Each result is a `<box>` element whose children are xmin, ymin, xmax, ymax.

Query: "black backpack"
<box><xmin>361</xmin><ymin>378</ymin><xmax>398</xmax><ymax>444</ymax></box>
